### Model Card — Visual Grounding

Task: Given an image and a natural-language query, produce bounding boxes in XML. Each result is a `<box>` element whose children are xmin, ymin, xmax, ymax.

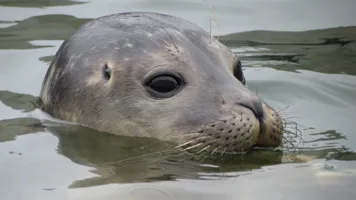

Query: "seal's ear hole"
<box><xmin>103</xmin><ymin>64</ymin><xmax>111</xmax><ymax>80</ymax></box>
<box><xmin>145</xmin><ymin>74</ymin><xmax>183</xmax><ymax>98</ymax></box>
<box><xmin>233</xmin><ymin>60</ymin><xmax>246</xmax><ymax>85</ymax></box>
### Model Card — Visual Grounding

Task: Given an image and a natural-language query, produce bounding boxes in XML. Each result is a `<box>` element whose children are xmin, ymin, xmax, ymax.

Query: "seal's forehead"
<box><xmin>66</xmin><ymin>27</ymin><xmax>207</xmax><ymax>67</ymax></box>
<box><xmin>68</xmin><ymin>25</ymin><xmax>188</xmax><ymax>55</ymax></box>
<box><xmin>69</xmin><ymin>12</ymin><xmax>211</xmax><ymax>50</ymax></box>
<box><xmin>63</xmin><ymin>12</ymin><xmax>236</xmax><ymax>73</ymax></box>
<box><xmin>82</xmin><ymin>12</ymin><xmax>205</xmax><ymax>34</ymax></box>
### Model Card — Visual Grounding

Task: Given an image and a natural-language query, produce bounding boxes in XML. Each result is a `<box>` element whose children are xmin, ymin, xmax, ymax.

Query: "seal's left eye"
<box><xmin>145</xmin><ymin>74</ymin><xmax>183</xmax><ymax>98</ymax></box>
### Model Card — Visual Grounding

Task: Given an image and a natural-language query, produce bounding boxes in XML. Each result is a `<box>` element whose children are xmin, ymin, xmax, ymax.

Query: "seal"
<box><xmin>38</xmin><ymin>12</ymin><xmax>284</xmax><ymax>154</ymax></box>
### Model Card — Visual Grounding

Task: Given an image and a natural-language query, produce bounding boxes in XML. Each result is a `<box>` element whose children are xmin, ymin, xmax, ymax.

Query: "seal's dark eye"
<box><xmin>145</xmin><ymin>74</ymin><xmax>183</xmax><ymax>98</ymax></box>
<box><xmin>233</xmin><ymin>60</ymin><xmax>246</xmax><ymax>85</ymax></box>
<box><xmin>103</xmin><ymin>64</ymin><xmax>111</xmax><ymax>80</ymax></box>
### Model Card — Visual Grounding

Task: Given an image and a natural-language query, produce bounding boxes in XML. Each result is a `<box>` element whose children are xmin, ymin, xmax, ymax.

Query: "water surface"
<box><xmin>1</xmin><ymin>0</ymin><xmax>356</xmax><ymax>200</ymax></box>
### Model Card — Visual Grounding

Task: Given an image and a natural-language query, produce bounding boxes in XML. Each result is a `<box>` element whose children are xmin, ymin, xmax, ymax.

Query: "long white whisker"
<box><xmin>198</xmin><ymin>145</ymin><xmax>211</xmax><ymax>153</ymax></box>
<box><xmin>202</xmin><ymin>0</ymin><xmax>220</xmax><ymax>42</ymax></box>
<box><xmin>175</xmin><ymin>140</ymin><xmax>194</xmax><ymax>148</ymax></box>
<box><xmin>185</xmin><ymin>143</ymin><xmax>204</xmax><ymax>151</ymax></box>
<box><xmin>210</xmin><ymin>146</ymin><xmax>219</xmax><ymax>156</ymax></box>
<box><xmin>221</xmin><ymin>147</ymin><xmax>227</xmax><ymax>156</ymax></box>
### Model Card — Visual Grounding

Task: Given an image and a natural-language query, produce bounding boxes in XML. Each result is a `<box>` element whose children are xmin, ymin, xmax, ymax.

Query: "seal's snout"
<box><xmin>177</xmin><ymin>92</ymin><xmax>284</xmax><ymax>154</ymax></box>
<box><xmin>255</xmin><ymin>104</ymin><xmax>284</xmax><ymax>148</ymax></box>
<box><xmin>237</xmin><ymin>98</ymin><xmax>264</xmax><ymax>125</ymax></box>
<box><xmin>176</xmin><ymin>114</ymin><xmax>261</xmax><ymax>154</ymax></box>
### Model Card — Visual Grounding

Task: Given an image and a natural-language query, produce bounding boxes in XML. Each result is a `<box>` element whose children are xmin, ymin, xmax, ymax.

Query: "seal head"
<box><xmin>39</xmin><ymin>12</ymin><xmax>283</xmax><ymax>154</ymax></box>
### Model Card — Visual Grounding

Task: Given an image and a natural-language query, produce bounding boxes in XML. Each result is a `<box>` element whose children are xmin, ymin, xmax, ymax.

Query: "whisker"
<box><xmin>282</xmin><ymin>136</ymin><xmax>297</xmax><ymax>150</ymax></box>
<box><xmin>195</xmin><ymin>136</ymin><xmax>211</xmax><ymax>141</ymax></box>
<box><xmin>198</xmin><ymin>145</ymin><xmax>211</xmax><ymax>154</ymax></box>
<box><xmin>221</xmin><ymin>38</ymin><xmax>228</xmax><ymax>46</ymax></box>
<box><xmin>210</xmin><ymin>146</ymin><xmax>219</xmax><ymax>156</ymax></box>
<box><xmin>175</xmin><ymin>140</ymin><xmax>194</xmax><ymax>148</ymax></box>
<box><xmin>283</xmin><ymin>116</ymin><xmax>301</xmax><ymax>120</ymax></box>
<box><xmin>170</xmin><ymin>132</ymin><xmax>202</xmax><ymax>139</ymax></box>
<box><xmin>228</xmin><ymin>111</ymin><xmax>237</xmax><ymax>119</ymax></box>
<box><xmin>184</xmin><ymin>143</ymin><xmax>204</xmax><ymax>151</ymax></box>
<box><xmin>253</xmin><ymin>146</ymin><xmax>274</xmax><ymax>150</ymax></box>
<box><xmin>284</xmin><ymin>126</ymin><xmax>303</xmax><ymax>136</ymax></box>
<box><xmin>284</xmin><ymin>125</ymin><xmax>303</xmax><ymax>135</ymax></box>
<box><xmin>276</xmin><ymin>105</ymin><xmax>290</xmax><ymax>114</ymax></box>
<box><xmin>273</xmin><ymin>103</ymin><xmax>287</xmax><ymax>112</ymax></box>
<box><xmin>280</xmin><ymin>113</ymin><xmax>295</xmax><ymax>120</ymax></box>
<box><xmin>284</xmin><ymin>124</ymin><xmax>302</xmax><ymax>132</ymax></box>
<box><xmin>221</xmin><ymin>147</ymin><xmax>227</xmax><ymax>157</ymax></box>
<box><xmin>160</xmin><ymin>26</ymin><xmax>180</xmax><ymax>52</ymax></box>
<box><xmin>283</xmin><ymin>120</ymin><xmax>298</xmax><ymax>127</ymax></box>
<box><xmin>202</xmin><ymin>0</ymin><xmax>220</xmax><ymax>42</ymax></box>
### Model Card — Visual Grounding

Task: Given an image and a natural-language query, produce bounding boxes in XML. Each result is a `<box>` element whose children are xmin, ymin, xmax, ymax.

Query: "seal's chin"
<box><xmin>176</xmin><ymin>104</ymin><xmax>284</xmax><ymax>155</ymax></box>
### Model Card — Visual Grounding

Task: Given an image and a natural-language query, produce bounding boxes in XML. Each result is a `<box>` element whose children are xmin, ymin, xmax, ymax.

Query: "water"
<box><xmin>1</xmin><ymin>0</ymin><xmax>356</xmax><ymax>199</ymax></box>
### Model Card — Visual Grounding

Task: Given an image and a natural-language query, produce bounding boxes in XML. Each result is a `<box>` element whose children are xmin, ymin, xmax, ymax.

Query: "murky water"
<box><xmin>1</xmin><ymin>0</ymin><xmax>356</xmax><ymax>200</ymax></box>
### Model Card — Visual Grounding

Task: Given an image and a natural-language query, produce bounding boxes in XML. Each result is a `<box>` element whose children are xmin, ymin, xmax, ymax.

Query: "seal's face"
<box><xmin>40</xmin><ymin>12</ymin><xmax>283</xmax><ymax>154</ymax></box>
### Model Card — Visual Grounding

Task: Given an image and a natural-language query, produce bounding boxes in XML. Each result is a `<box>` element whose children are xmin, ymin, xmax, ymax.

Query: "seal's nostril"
<box><xmin>237</xmin><ymin>98</ymin><xmax>264</xmax><ymax>123</ymax></box>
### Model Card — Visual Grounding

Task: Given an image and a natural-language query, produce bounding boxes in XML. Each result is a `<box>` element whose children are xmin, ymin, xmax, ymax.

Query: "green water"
<box><xmin>1</xmin><ymin>0</ymin><xmax>356</xmax><ymax>200</ymax></box>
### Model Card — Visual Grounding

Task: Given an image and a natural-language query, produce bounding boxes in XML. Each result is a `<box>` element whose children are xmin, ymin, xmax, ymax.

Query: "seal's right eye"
<box><xmin>233</xmin><ymin>60</ymin><xmax>246</xmax><ymax>85</ymax></box>
<box><xmin>145</xmin><ymin>74</ymin><xmax>183</xmax><ymax>99</ymax></box>
<box><xmin>103</xmin><ymin>64</ymin><xmax>111</xmax><ymax>80</ymax></box>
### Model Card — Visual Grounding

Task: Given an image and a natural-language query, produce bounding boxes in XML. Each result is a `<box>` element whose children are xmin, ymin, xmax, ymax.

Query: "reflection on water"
<box><xmin>1</xmin><ymin>0</ymin><xmax>356</xmax><ymax>199</ymax></box>
<box><xmin>0</xmin><ymin>0</ymin><xmax>87</xmax><ymax>8</ymax></box>
<box><xmin>0</xmin><ymin>106</ymin><xmax>355</xmax><ymax>189</ymax></box>
<box><xmin>220</xmin><ymin>27</ymin><xmax>356</xmax><ymax>75</ymax></box>
<box><xmin>0</xmin><ymin>14</ymin><xmax>91</xmax><ymax>49</ymax></box>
